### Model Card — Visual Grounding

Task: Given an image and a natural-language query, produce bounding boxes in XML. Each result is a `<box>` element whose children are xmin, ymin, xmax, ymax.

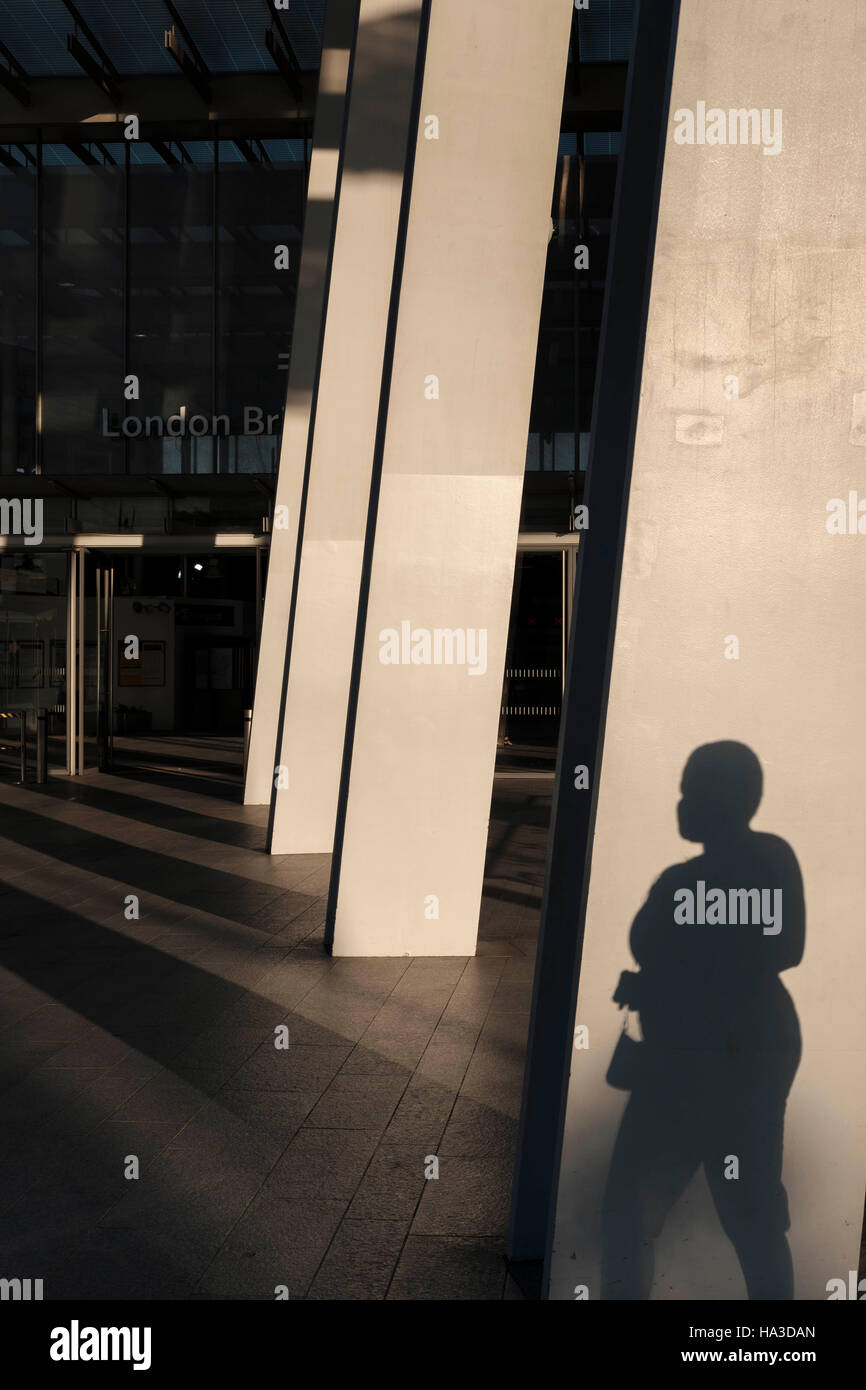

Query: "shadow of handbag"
<box><xmin>605</xmin><ymin>1007</ymin><xmax>646</xmax><ymax>1091</ymax></box>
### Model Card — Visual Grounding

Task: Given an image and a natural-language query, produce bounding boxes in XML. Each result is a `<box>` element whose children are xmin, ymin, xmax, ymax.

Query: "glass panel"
<box><xmin>128</xmin><ymin>141</ymin><xmax>214</xmax><ymax>474</ymax></box>
<box><xmin>0</xmin><ymin>0</ymin><xmax>327</xmax><ymax>77</ymax></box>
<box><xmin>525</xmin><ymin>144</ymin><xmax>577</xmax><ymax>531</ymax></box>
<box><xmin>554</xmin><ymin>432</ymin><xmax>575</xmax><ymax>471</ymax></box>
<box><xmin>0</xmin><ymin>0</ymin><xmax>81</xmax><ymax>76</ymax></box>
<box><xmin>579</xmin><ymin>137</ymin><xmax>618</xmax><ymax>432</ymax></box>
<box><xmin>0</xmin><ymin>551</ymin><xmax>68</xmax><ymax>776</ymax></box>
<box><xmin>217</xmin><ymin>139</ymin><xmax>304</xmax><ymax>473</ymax></box>
<box><xmin>577</xmin><ymin>0</ymin><xmax>637</xmax><ymax>62</ymax></box>
<box><xmin>0</xmin><ymin>145</ymin><xmax>36</xmax><ymax>476</ymax></box>
<box><xmin>42</xmin><ymin>143</ymin><xmax>124</xmax><ymax>473</ymax></box>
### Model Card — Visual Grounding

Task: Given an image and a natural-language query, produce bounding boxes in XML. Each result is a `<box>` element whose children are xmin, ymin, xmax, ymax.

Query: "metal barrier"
<box><xmin>0</xmin><ymin>710</ymin><xmax>27</xmax><ymax>781</ymax></box>
<box><xmin>0</xmin><ymin>709</ymin><xmax>49</xmax><ymax>783</ymax></box>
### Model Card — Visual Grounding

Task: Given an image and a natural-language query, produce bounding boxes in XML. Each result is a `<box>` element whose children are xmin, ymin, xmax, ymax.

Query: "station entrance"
<box><xmin>1</xmin><ymin>534</ymin><xmax>577</xmax><ymax>788</ymax></box>
<box><xmin>0</xmin><ymin>543</ymin><xmax>263</xmax><ymax>788</ymax></box>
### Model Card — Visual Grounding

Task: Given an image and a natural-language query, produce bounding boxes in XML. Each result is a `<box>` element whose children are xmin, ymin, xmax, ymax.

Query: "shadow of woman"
<box><xmin>601</xmin><ymin>741</ymin><xmax>804</xmax><ymax>1300</ymax></box>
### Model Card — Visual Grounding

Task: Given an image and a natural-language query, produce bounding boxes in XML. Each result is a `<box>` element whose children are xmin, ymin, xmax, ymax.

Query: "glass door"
<box><xmin>67</xmin><ymin>550</ymin><xmax>112</xmax><ymax>774</ymax></box>
<box><xmin>0</xmin><ymin>551</ymin><xmax>68</xmax><ymax>780</ymax></box>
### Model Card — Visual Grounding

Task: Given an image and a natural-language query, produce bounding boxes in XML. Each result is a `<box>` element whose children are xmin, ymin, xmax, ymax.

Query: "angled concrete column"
<box><xmin>267</xmin><ymin>0</ymin><xmax>427</xmax><ymax>852</ymax></box>
<box><xmin>244</xmin><ymin>0</ymin><xmax>357</xmax><ymax>805</ymax></box>
<box><xmin>547</xmin><ymin>0</ymin><xmax>866</xmax><ymax>1301</ymax></box>
<box><xmin>327</xmin><ymin>0</ymin><xmax>574</xmax><ymax>955</ymax></box>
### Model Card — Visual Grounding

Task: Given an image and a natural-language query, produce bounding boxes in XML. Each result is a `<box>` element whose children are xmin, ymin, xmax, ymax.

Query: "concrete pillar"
<box><xmin>326</xmin><ymin>0</ymin><xmax>574</xmax><ymax>955</ymax></box>
<box><xmin>547</xmin><ymin>0</ymin><xmax>866</xmax><ymax>1301</ymax></box>
<box><xmin>243</xmin><ymin>0</ymin><xmax>358</xmax><ymax>805</ymax></box>
<box><xmin>268</xmin><ymin>0</ymin><xmax>427</xmax><ymax>852</ymax></box>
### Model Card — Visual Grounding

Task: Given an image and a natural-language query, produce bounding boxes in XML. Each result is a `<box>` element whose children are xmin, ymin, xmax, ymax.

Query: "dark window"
<box><xmin>0</xmin><ymin>146</ymin><xmax>36</xmax><ymax>476</ymax></box>
<box><xmin>216</xmin><ymin>138</ymin><xmax>305</xmax><ymax>473</ymax></box>
<box><xmin>128</xmin><ymin>141</ymin><xmax>215</xmax><ymax>475</ymax></box>
<box><xmin>42</xmin><ymin>143</ymin><xmax>124</xmax><ymax>473</ymax></box>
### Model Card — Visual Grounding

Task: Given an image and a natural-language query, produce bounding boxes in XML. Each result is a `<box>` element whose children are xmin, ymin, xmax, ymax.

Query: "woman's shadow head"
<box><xmin>677</xmin><ymin>741</ymin><xmax>763</xmax><ymax>847</ymax></box>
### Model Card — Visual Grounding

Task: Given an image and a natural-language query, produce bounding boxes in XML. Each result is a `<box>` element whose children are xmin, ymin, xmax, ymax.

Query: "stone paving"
<box><xmin>0</xmin><ymin>753</ymin><xmax>551</xmax><ymax>1300</ymax></box>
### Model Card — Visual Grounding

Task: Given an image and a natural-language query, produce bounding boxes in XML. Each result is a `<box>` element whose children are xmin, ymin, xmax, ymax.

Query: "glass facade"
<box><xmin>526</xmin><ymin>133</ymin><xmax>619</xmax><ymax>477</ymax></box>
<box><xmin>0</xmin><ymin>146</ymin><xmax>36</xmax><ymax>476</ymax></box>
<box><xmin>127</xmin><ymin>140</ymin><xmax>214</xmax><ymax>476</ymax></box>
<box><xmin>521</xmin><ymin>0</ymin><xmax>634</xmax><ymax>502</ymax></box>
<box><xmin>216</xmin><ymin>140</ymin><xmax>306</xmax><ymax>473</ymax></box>
<box><xmin>575</xmin><ymin>0</ymin><xmax>636</xmax><ymax>62</ymax></box>
<box><xmin>0</xmin><ymin>0</ymin><xmax>326</xmax><ymax>77</ymax></box>
<box><xmin>0</xmin><ymin>135</ymin><xmax>307</xmax><ymax>477</ymax></box>
<box><xmin>43</xmin><ymin>142</ymin><xmax>125</xmax><ymax>474</ymax></box>
<box><xmin>0</xmin><ymin>0</ymin><xmax>633</xmax><ymax>773</ymax></box>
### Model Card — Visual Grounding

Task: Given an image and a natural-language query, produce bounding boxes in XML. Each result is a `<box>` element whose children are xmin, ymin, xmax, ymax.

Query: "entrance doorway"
<box><xmin>497</xmin><ymin>539</ymin><xmax>578</xmax><ymax>773</ymax></box>
<box><xmin>0</xmin><ymin>551</ymin><xmax>66</xmax><ymax>780</ymax></box>
<box><xmin>107</xmin><ymin>551</ymin><xmax>260</xmax><ymax>786</ymax></box>
<box><xmin>0</xmin><ymin>545</ymin><xmax>265</xmax><ymax>788</ymax></box>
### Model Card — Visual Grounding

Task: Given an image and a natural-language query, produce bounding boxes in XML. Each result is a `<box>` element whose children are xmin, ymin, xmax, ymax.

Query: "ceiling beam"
<box><xmin>264</xmin><ymin>3</ymin><xmax>305</xmax><ymax>106</ymax></box>
<box><xmin>62</xmin><ymin>0</ymin><xmax>122</xmax><ymax>104</ymax></box>
<box><xmin>234</xmin><ymin>137</ymin><xmax>257</xmax><ymax>163</ymax></box>
<box><xmin>65</xmin><ymin>34</ymin><xmax>122</xmax><ymax>105</ymax></box>
<box><xmin>0</xmin><ymin>144</ymin><xmax>25</xmax><ymax>171</ymax></box>
<box><xmin>164</xmin><ymin>27</ymin><xmax>211</xmax><ymax>103</ymax></box>
<box><xmin>163</xmin><ymin>0</ymin><xmax>211</xmax><ymax>103</ymax></box>
<box><xmin>0</xmin><ymin>39</ymin><xmax>30</xmax><ymax>106</ymax></box>
<box><xmin>163</xmin><ymin>1</ymin><xmax>210</xmax><ymax>76</ymax></box>
<box><xmin>0</xmin><ymin>75</ymin><xmax>315</xmax><ymax>135</ymax></box>
<box><xmin>62</xmin><ymin>0</ymin><xmax>120</xmax><ymax>76</ymax></box>
<box><xmin>149</xmin><ymin>139</ymin><xmax>192</xmax><ymax>166</ymax></box>
<box><xmin>265</xmin><ymin>0</ymin><xmax>295</xmax><ymax>53</ymax></box>
<box><xmin>233</xmin><ymin>137</ymin><xmax>271</xmax><ymax>165</ymax></box>
<box><xmin>264</xmin><ymin>28</ymin><xmax>303</xmax><ymax>105</ymax></box>
<box><xmin>65</xmin><ymin>141</ymin><xmax>100</xmax><ymax>166</ymax></box>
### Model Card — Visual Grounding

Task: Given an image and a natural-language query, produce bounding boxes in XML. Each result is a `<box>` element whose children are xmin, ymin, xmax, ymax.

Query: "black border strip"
<box><xmin>324</xmin><ymin>0</ymin><xmax>434</xmax><ymax>950</ymax></box>
<box><xmin>507</xmin><ymin>0</ymin><xmax>682</xmax><ymax>1283</ymax></box>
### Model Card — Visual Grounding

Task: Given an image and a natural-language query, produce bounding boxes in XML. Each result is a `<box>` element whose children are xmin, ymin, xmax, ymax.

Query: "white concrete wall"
<box><xmin>329</xmin><ymin>0</ymin><xmax>574</xmax><ymax>954</ymax></box>
<box><xmin>244</xmin><ymin>0</ymin><xmax>356</xmax><ymax>804</ymax></box>
<box><xmin>550</xmin><ymin>0</ymin><xmax>866</xmax><ymax>1301</ymax></box>
<box><xmin>269</xmin><ymin>0</ymin><xmax>426</xmax><ymax>854</ymax></box>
